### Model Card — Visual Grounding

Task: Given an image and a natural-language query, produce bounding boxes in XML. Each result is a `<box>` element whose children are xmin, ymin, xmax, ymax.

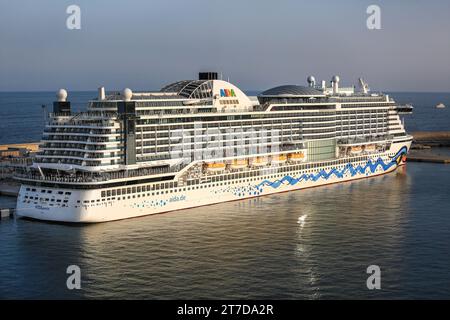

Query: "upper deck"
<box><xmin>16</xmin><ymin>73</ymin><xmax>411</xmax><ymax>184</ymax></box>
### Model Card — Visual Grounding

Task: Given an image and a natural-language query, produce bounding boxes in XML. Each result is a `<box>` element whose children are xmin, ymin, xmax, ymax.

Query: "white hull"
<box><xmin>16</xmin><ymin>141</ymin><xmax>410</xmax><ymax>223</ymax></box>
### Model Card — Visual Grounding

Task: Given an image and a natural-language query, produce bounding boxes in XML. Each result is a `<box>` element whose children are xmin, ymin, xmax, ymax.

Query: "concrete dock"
<box><xmin>409</xmin><ymin>131</ymin><xmax>450</xmax><ymax>163</ymax></box>
<box><xmin>0</xmin><ymin>181</ymin><xmax>20</xmax><ymax>196</ymax></box>
<box><xmin>412</xmin><ymin>131</ymin><xmax>450</xmax><ymax>147</ymax></box>
<box><xmin>408</xmin><ymin>151</ymin><xmax>450</xmax><ymax>164</ymax></box>
<box><xmin>0</xmin><ymin>208</ymin><xmax>15</xmax><ymax>220</ymax></box>
<box><xmin>0</xmin><ymin>142</ymin><xmax>39</xmax><ymax>152</ymax></box>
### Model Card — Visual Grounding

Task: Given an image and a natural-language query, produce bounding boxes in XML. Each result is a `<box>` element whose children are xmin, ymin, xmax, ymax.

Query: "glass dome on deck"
<box><xmin>161</xmin><ymin>80</ymin><xmax>213</xmax><ymax>99</ymax></box>
<box><xmin>259</xmin><ymin>85</ymin><xmax>324</xmax><ymax>97</ymax></box>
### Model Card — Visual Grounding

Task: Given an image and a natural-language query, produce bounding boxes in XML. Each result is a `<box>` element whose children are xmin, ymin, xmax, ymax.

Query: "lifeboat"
<box><xmin>252</xmin><ymin>157</ymin><xmax>268</xmax><ymax>167</ymax></box>
<box><xmin>365</xmin><ymin>144</ymin><xmax>376</xmax><ymax>152</ymax></box>
<box><xmin>205</xmin><ymin>162</ymin><xmax>226</xmax><ymax>172</ymax></box>
<box><xmin>350</xmin><ymin>146</ymin><xmax>363</xmax><ymax>154</ymax></box>
<box><xmin>271</xmin><ymin>154</ymin><xmax>287</xmax><ymax>164</ymax></box>
<box><xmin>230</xmin><ymin>159</ymin><xmax>248</xmax><ymax>169</ymax></box>
<box><xmin>288</xmin><ymin>152</ymin><xmax>305</xmax><ymax>162</ymax></box>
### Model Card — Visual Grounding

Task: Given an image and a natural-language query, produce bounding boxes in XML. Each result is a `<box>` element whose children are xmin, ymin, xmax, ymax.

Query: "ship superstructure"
<box><xmin>15</xmin><ymin>72</ymin><xmax>413</xmax><ymax>222</ymax></box>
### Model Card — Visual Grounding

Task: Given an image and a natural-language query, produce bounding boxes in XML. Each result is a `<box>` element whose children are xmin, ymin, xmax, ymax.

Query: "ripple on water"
<box><xmin>1</xmin><ymin>163</ymin><xmax>450</xmax><ymax>299</ymax></box>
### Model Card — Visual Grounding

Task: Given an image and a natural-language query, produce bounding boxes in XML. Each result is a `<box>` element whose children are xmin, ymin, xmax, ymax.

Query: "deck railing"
<box><xmin>14</xmin><ymin>164</ymin><xmax>183</xmax><ymax>184</ymax></box>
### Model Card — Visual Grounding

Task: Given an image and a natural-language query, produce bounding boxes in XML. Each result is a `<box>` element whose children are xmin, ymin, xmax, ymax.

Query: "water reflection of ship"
<box><xmin>14</xmin><ymin>164</ymin><xmax>412</xmax><ymax>299</ymax></box>
<box><xmin>289</xmin><ymin>165</ymin><xmax>411</xmax><ymax>296</ymax></box>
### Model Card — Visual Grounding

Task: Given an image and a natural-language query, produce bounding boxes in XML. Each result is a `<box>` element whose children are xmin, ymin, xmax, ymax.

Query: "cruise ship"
<box><xmin>15</xmin><ymin>72</ymin><xmax>413</xmax><ymax>223</ymax></box>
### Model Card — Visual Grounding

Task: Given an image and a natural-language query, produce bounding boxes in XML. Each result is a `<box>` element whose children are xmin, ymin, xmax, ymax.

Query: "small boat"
<box><xmin>350</xmin><ymin>146</ymin><xmax>362</xmax><ymax>154</ymax></box>
<box><xmin>288</xmin><ymin>152</ymin><xmax>305</xmax><ymax>162</ymax></box>
<box><xmin>436</xmin><ymin>103</ymin><xmax>446</xmax><ymax>109</ymax></box>
<box><xmin>230</xmin><ymin>159</ymin><xmax>248</xmax><ymax>169</ymax></box>
<box><xmin>205</xmin><ymin>162</ymin><xmax>226</xmax><ymax>172</ymax></box>
<box><xmin>252</xmin><ymin>157</ymin><xmax>268</xmax><ymax>167</ymax></box>
<box><xmin>271</xmin><ymin>154</ymin><xmax>287</xmax><ymax>164</ymax></box>
<box><xmin>364</xmin><ymin>144</ymin><xmax>376</xmax><ymax>152</ymax></box>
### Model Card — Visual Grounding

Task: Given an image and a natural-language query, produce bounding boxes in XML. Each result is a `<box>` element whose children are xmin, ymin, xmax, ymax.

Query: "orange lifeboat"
<box><xmin>288</xmin><ymin>152</ymin><xmax>305</xmax><ymax>162</ymax></box>
<box><xmin>205</xmin><ymin>162</ymin><xmax>226</xmax><ymax>172</ymax></box>
<box><xmin>271</xmin><ymin>154</ymin><xmax>287</xmax><ymax>164</ymax></box>
<box><xmin>365</xmin><ymin>144</ymin><xmax>376</xmax><ymax>152</ymax></box>
<box><xmin>350</xmin><ymin>146</ymin><xmax>363</xmax><ymax>154</ymax></box>
<box><xmin>252</xmin><ymin>157</ymin><xmax>268</xmax><ymax>167</ymax></box>
<box><xmin>230</xmin><ymin>159</ymin><xmax>248</xmax><ymax>169</ymax></box>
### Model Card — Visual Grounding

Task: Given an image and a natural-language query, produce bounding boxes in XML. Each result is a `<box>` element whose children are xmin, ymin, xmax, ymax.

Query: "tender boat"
<box><xmin>205</xmin><ymin>162</ymin><xmax>226</xmax><ymax>172</ymax></box>
<box><xmin>288</xmin><ymin>152</ymin><xmax>305</xmax><ymax>162</ymax></box>
<box><xmin>230</xmin><ymin>159</ymin><xmax>248</xmax><ymax>169</ymax></box>
<box><xmin>271</xmin><ymin>154</ymin><xmax>287</xmax><ymax>164</ymax></box>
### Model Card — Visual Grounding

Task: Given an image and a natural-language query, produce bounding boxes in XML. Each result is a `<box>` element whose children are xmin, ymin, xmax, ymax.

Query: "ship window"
<box><xmin>137</xmin><ymin>186</ymin><xmax>141</xmax><ymax>193</ymax></box>
<box><xmin>127</xmin><ymin>188</ymin><xmax>131</xmax><ymax>194</ymax></box>
<box><xmin>132</xmin><ymin>187</ymin><xmax>136</xmax><ymax>193</ymax></box>
<box><xmin>117</xmin><ymin>189</ymin><xmax>121</xmax><ymax>196</ymax></box>
<box><xmin>58</xmin><ymin>191</ymin><xmax>63</xmax><ymax>195</ymax></box>
<box><xmin>65</xmin><ymin>192</ymin><xmax>71</xmax><ymax>195</ymax></box>
<box><xmin>101</xmin><ymin>191</ymin><xmax>106</xmax><ymax>197</ymax></box>
<box><xmin>41</xmin><ymin>190</ymin><xmax>46</xmax><ymax>193</ymax></box>
<box><xmin>107</xmin><ymin>190</ymin><xmax>111</xmax><ymax>197</ymax></box>
<box><xmin>63</xmin><ymin>200</ymin><xmax>68</xmax><ymax>203</ymax></box>
<box><xmin>112</xmin><ymin>190</ymin><xmax>116</xmax><ymax>196</ymax></box>
<box><xmin>32</xmin><ymin>188</ymin><xmax>36</xmax><ymax>192</ymax></box>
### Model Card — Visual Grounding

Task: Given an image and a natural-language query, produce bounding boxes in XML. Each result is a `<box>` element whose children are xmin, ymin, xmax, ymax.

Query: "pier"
<box><xmin>0</xmin><ymin>142</ymin><xmax>39</xmax><ymax>153</ymax></box>
<box><xmin>412</xmin><ymin>131</ymin><xmax>450</xmax><ymax>147</ymax></box>
<box><xmin>409</xmin><ymin>131</ymin><xmax>450</xmax><ymax>163</ymax></box>
<box><xmin>408</xmin><ymin>151</ymin><xmax>450</xmax><ymax>164</ymax></box>
<box><xmin>0</xmin><ymin>181</ymin><xmax>20</xmax><ymax>196</ymax></box>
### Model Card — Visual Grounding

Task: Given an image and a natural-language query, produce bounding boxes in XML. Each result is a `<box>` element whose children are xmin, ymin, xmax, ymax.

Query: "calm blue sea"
<box><xmin>0</xmin><ymin>91</ymin><xmax>449</xmax><ymax>299</ymax></box>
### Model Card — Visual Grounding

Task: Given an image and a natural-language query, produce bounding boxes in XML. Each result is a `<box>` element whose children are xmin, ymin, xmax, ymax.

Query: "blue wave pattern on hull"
<box><xmin>256</xmin><ymin>147</ymin><xmax>408</xmax><ymax>190</ymax></box>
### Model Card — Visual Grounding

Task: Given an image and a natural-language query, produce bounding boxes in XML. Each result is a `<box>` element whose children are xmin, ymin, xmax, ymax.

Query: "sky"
<box><xmin>0</xmin><ymin>0</ymin><xmax>450</xmax><ymax>92</ymax></box>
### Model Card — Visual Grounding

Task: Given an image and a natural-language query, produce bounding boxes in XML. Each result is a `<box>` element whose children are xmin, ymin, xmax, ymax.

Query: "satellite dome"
<box><xmin>56</xmin><ymin>88</ymin><xmax>68</xmax><ymax>102</ymax></box>
<box><xmin>307</xmin><ymin>76</ymin><xmax>316</xmax><ymax>83</ymax></box>
<box><xmin>122</xmin><ymin>88</ymin><xmax>133</xmax><ymax>101</ymax></box>
<box><xmin>332</xmin><ymin>75</ymin><xmax>340</xmax><ymax>83</ymax></box>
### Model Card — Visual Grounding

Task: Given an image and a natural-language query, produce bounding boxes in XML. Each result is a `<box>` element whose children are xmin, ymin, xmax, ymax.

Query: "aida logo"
<box><xmin>220</xmin><ymin>89</ymin><xmax>236</xmax><ymax>97</ymax></box>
